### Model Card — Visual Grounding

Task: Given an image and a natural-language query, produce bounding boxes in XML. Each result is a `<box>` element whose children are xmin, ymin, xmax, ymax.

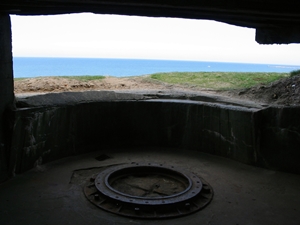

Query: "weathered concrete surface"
<box><xmin>16</xmin><ymin>91</ymin><xmax>147</xmax><ymax>107</ymax></box>
<box><xmin>1</xmin><ymin>148</ymin><xmax>300</xmax><ymax>225</ymax></box>
<box><xmin>9</xmin><ymin>91</ymin><xmax>300</xmax><ymax>177</ymax></box>
<box><xmin>257</xmin><ymin>107</ymin><xmax>300</xmax><ymax>173</ymax></box>
<box><xmin>16</xmin><ymin>90</ymin><xmax>264</xmax><ymax>108</ymax></box>
<box><xmin>0</xmin><ymin>14</ymin><xmax>14</xmax><ymax>183</ymax></box>
<box><xmin>256</xmin><ymin>26</ymin><xmax>300</xmax><ymax>44</ymax></box>
<box><xmin>10</xmin><ymin>91</ymin><xmax>263</xmax><ymax>176</ymax></box>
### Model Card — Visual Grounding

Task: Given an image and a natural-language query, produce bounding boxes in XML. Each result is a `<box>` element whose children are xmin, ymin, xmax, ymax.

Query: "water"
<box><xmin>13</xmin><ymin>57</ymin><xmax>300</xmax><ymax>78</ymax></box>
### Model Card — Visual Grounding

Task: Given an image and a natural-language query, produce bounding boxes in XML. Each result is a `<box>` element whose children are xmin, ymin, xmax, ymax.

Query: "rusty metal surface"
<box><xmin>84</xmin><ymin>162</ymin><xmax>213</xmax><ymax>219</ymax></box>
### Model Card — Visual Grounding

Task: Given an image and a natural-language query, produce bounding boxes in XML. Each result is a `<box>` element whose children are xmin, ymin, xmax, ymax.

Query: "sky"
<box><xmin>10</xmin><ymin>13</ymin><xmax>300</xmax><ymax>65</ymax></box>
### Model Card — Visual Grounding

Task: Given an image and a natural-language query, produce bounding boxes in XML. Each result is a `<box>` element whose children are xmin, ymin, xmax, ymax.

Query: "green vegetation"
<box><xmin>290</xmin><ymin>69</ymin><xmax>300</xmax><ymax>77</ymax></box>
<box><xmin>58</xmin><ymin>75</ymin><xmax>105</xmax><ymax>81</ymax></box>
<box><xmin>14</xmin><ymin>73</ymin><xmax>290</xmax><ymax>91</ymax></box>
<box><xmin>150</xmin><ymin>72</ymin><xmax>288</xmax><ymax>90</ymax></box>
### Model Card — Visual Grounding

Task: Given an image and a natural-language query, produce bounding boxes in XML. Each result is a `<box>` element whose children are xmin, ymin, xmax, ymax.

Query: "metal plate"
<box><xmin>84</xmin><ymin>162</ymin><xmax>213</xmax><ymax>219</ymax></box>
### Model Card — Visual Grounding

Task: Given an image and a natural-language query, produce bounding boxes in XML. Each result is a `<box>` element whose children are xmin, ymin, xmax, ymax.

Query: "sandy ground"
<box><xmin>14</xmin><ymin>76</ymin><xmax>175</xmax><ymax>92</ymax></box>
<box><xmin>14</xmin><ymin>75</ymin><xmax>300</xmax><ymax>106</ymax></box>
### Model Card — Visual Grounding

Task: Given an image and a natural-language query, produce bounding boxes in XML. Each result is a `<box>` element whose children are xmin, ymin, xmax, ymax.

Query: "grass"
<box><xmin>14</xmin><ymin>72</ymin><xmax>290</xmax><ymax>91</ymax></box>
<box><xmin>150</xmin><ymin>72</ymin><xmax>289</xmax><ymax>90</ymax></box>
<box><xmin>290</xmin><ymin>69</ymin><xmax>300</xmax><ymax>77</ymax></box>
<box><xmin>58</xmin><ymin>75</ymin><xmax>105</xmax><ymax>81</ymax></box>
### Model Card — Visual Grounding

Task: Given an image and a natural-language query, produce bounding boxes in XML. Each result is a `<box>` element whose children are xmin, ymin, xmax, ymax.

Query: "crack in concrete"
<box><xmin>203</xmin><ymin>129</ymin><xmax>235</xmax><ymax>145</ymax></box>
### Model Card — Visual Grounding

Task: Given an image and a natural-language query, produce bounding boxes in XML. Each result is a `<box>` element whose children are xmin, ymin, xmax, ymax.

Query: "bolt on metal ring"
<box><xmin>84</xmin><ymin>162</ymin><xmax>213</xmax><ymax>219</ymax></box>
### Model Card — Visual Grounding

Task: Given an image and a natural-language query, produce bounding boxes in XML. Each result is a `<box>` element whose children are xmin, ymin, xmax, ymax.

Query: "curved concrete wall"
<box><xmin>9</xmin><ymin>92</ymin><xmax>300</xmax><ymax>175</ymax></box>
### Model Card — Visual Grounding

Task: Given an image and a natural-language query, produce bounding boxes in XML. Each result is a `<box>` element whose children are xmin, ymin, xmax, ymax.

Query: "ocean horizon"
<box><xmin>13</xmin><ymin>57</ymin><xmax>300</xmax><ymax>78</ymax></box>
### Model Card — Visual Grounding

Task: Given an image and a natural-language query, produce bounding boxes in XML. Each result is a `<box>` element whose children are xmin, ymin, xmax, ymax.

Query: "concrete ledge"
<box><xmin>16</xmin><ymin>90</ymin><xmax>264</xmax><ymax>108</ymax></box>
<box><xmin>15</xmin><ymin>91</ymin><xmax>147</xmax><ymax>107</ymax></box>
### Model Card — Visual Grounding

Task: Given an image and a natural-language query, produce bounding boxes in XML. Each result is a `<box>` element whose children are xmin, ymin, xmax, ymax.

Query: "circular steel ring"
<box><xmin>95</xmin><ymin>162</ymin><xmax>202</xmax><ymax>205</ymax></box>
<box><xmin>84</xmin><ymin>162</ymin><xmax>214</xmax><ymax>219</ymax></box>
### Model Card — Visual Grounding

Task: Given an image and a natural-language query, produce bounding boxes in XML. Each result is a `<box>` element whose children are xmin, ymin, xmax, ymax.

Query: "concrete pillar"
<box><xmin>0</xmin><ymin>14</ymin><xmax>14</xmax><ymax>182</ymax></box>
<box><xmin>256</xmin><ymin>26</ymin><xmax>300</xmax><ymax>44</ymax></box>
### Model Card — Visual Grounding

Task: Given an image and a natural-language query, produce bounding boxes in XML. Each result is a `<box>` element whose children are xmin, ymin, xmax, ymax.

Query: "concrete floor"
<box><xmin>1</xmin><ymin>147</ymin><xmax>300</xmax><ymax>225</ymax></box>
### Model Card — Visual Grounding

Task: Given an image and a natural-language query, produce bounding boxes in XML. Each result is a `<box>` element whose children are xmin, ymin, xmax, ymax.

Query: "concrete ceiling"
<box><xmin>1</xmin><ymin>0</ymin><xmax>300</xmax><ymax>44</ymax></box>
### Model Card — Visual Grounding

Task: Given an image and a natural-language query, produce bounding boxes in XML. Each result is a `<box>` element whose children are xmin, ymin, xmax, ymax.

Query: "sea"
<box><xmin>13</xmin><ymin>57</ymin><xmax>300</xmax><ymax>78</ymax></box>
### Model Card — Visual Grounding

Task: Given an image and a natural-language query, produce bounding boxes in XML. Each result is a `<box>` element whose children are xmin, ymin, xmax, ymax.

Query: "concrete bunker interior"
<box><xmin>1</xmin><ymin>1</ymin><xmax>300</xmax><ymax>224</ymax></box>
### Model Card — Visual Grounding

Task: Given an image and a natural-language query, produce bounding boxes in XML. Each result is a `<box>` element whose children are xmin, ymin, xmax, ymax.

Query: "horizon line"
<box><xmin>12</xmin><ymin>56</ymin><xmax>300</xmax><ymax>67</ymax></box>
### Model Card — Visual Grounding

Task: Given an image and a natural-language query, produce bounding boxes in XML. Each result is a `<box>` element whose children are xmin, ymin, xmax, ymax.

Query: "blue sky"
<box><xmin>11</xmin><ymin>13</ymin><xmax>300</xmax><ymax>65</ymax></box>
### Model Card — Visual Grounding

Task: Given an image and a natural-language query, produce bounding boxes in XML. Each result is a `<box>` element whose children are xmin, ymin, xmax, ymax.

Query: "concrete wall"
<box><xmin>258</xmin><ymin>107</ymin><xmax>300</xmax><ymax>173</ymax></box>
<box><xmin>0</xmin><ymin>14</ymin><xmax>14</xmax><ymax>182</ymax></box>
<box><xmin>8</xmin><ymin>96</ymin><xmax>260</xmax><ymax>174</ymax></box>
<box><xmin>7</xmin><ymin>92</ymin><xmax>300</xmax><ymax>176</ymax></box>
<box><xmin>2</xmin><ymin>0</ymin><xmax>300</xmax><ymax>44</ymax></box>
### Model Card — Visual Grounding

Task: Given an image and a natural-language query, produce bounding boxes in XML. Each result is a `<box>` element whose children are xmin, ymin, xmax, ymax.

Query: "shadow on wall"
<box><xmin>8</xmin><ymin>92</ymin><xmax>300</xmax><ymax>176</ymax></box>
